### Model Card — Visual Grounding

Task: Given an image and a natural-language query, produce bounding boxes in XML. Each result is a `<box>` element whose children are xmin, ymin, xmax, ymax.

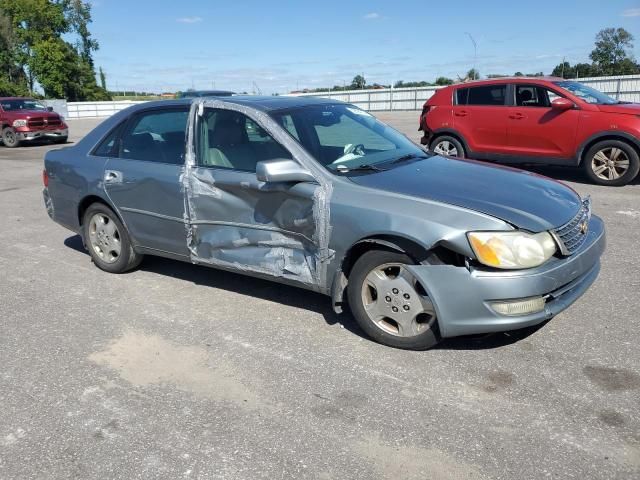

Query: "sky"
<box><xmin>88</xmin><ymin>0</ymin><xmax>640</xmax><ymax>94</ymax></box>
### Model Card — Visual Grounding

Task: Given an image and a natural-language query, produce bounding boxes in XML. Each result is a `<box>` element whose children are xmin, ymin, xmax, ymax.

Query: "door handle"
<box><xmin>104</xmin><ymin>170</ymin><xmax>123</xmax><ymax>184</ymax></box>
<box><xmin>509</xmin><ymin>113</ymin><xmax>525</xmax><ymax>119</ymax></box>
<box><xmin>454</xmin><ymin>110</ymin><xmax>468</xmax><ymax>117</ymax></box>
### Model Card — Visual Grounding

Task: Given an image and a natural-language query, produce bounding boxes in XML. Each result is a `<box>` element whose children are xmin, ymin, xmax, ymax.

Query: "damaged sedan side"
<box><xmin>43</xmin><ymin>96</ymin><xmax>605</xmax><ymax>350</ymax></box>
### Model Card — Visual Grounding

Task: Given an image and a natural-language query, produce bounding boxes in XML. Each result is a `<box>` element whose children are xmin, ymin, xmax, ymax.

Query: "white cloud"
<box><xmin>176</xmin><ymin>16</ymin><xmax>203</xmax><ymax>24</ymax></box>
<box><xmin>363</xmin><ymin>12</ymin><xmax>380</xmax><ymax>20</ymax></box>
<box><xmin>621</xmin><ymin>8</ymin><xmax>640</xmax><ymax>17</ymax></box>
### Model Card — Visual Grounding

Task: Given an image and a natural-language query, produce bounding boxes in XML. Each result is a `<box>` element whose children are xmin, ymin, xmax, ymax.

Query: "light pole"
<box><xmin>465</xmin><ymin>32</ymin><xmax>477</xmax><ymax>80</ymax></box>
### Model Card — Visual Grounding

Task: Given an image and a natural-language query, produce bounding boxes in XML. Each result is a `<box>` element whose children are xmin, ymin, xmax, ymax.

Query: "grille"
<box><xmin>553</xmin><ymin>197</ymin><xmax>591</xmax><ymax>255</ymax></box>
<box><xmin>47</xmin><ymin>117</ymin><xmax>62</xmax><ymax>126</ymax></box>
<box><xmin>28</xmin><ymin>117</ymin><xmax>45</xmax><ymax>127</ymax></box>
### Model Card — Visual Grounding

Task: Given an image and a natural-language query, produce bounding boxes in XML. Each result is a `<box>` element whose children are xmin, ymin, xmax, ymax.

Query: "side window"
<box><xmin>280</xmin><ymin>114</ymin><xmax>300</xmax><ymax>141</ymax></box>
<box><xmin>515</xmin><ymin>86</ymin><xmax>555</xmax><ymax>107</ymax></box>
<box><xmin>467</xmin><ymin>85</ymin><xmax>506</xmax><ymax>106</ymax></box>
<box><xmin>120</xmin><ymin>108</ymin><xmax>188</xmax><ymax>164</ymax></box>
<box><xmin>455</xmin><ymin>88</ymin><xmax>469</xmax><ymax>105</ymax></box>
<box><xmin>92</xmin><ymin>123</ymin><xmax>124</xmax><ymax>157</ymax></box>
<box><xmin>198</xmin><ymin>108</ymin><xmax>292</xmax><ymax>171</ymax></box>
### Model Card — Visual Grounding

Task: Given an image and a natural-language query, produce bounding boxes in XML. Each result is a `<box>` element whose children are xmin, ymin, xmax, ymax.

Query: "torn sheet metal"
<box><xmin>181</xmin><ymin>99</ymin><xmax>334</xmax><ymax>290</ymax></box>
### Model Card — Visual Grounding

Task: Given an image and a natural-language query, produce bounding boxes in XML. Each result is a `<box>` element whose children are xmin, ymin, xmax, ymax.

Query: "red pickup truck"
<box><xmin>0</xmin><ymin>97</ymin><xmax>68</xmax><ymax>148</ymax></box>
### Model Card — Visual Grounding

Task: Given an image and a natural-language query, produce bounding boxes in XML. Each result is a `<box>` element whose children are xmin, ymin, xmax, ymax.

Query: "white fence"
<box><xmin>292</xmin><ymin>74</ymin><xmax>640</xmax><ymax>111</ymax></box>
<box><xmin>66</xmin><ymin>100</ymin><xmax>146</xmax><ymax>119</ymax></box>
<box><xmin>59</xmin><ymin>74</ymin><xmax>640</xmax><ymax>118</ymax></box>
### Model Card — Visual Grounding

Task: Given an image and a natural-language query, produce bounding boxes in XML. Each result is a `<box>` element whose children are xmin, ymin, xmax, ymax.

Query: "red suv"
<box><xmin>0</xmin><ymin>97</ymin><xmax>68</xmax><ymax>148</ymax></box>
<box><xmin>419</xmin><ymin>77</ymin><xmax>640</xmax><ymax>186</ymax></box>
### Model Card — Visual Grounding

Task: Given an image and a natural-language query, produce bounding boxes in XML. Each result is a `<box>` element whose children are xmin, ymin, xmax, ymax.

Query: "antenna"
<box><xmin>464</xmin><ymin>32</ymin><xmax>478</xmax><ymax>79</ymax></box>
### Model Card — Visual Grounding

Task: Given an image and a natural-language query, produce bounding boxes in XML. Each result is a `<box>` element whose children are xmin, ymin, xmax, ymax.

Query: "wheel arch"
<box><xmin>77</xmin><ymin>194</ymin><xmax>121</xmax><ymax>227</ymax></box>
<box><xmin>330</xmin><ymin>233</ymin><xmax>465</xmax><ymax>312</ymax></box>
<box><xmin>577</xmin><ymin>131</ymin><xmax>640</xmax><ymax>165</ymax></box>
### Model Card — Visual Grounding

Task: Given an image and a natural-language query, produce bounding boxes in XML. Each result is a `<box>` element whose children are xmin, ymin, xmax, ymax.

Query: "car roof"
<box><xmin>138</xmin><ymin>95</ymin><xmax>344</xmax><ymax>112</ymax></box>
<box><xmin>449</xmin><ymin>76</ymin><xmax>565</xmax><ymax>88</ymax></box>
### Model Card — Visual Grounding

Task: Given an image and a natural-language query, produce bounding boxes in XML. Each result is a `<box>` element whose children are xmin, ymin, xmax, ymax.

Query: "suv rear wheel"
<box><xmin>582</xmin><ymin>140</ymin><xmax>639</xmax><ymax>186</ymax></box>
<box><xmin>430</xmin><ymin>135</ymin><xmax>465</xmax><ymax>158</ymax></box>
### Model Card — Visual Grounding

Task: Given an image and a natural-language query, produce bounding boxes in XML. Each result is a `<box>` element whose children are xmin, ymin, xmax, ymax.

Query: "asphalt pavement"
<box><xmin>0</xmin><ymin>114</ymin><xmax>638</xmax><ymax>479</ymax></box>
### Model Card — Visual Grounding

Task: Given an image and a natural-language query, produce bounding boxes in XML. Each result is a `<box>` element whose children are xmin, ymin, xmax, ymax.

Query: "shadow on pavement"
<box><xmin>64</xmin><ymin>234</ymin><xmax>543</xmax><ymax>351</ymax></box>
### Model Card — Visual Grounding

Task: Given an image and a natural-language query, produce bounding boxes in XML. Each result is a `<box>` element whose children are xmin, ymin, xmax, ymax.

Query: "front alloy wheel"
<box><xmin>348</xmin><ymin>250</ymin><xmax>441</xmax><ymax>350</ymax></box>
<box><xmin>361</xmin><ymin>263</ymin><xmax>436</xmax><ymax>337</ymax></box>
<box><xmin>583</xmin><ymin>140</ymin><xmax>640</xmax><ymax>186</ymax></box>
<box><xmin>1</xmin><ymin>127</ymin><xmax>21</xmax><ymax>148</ymax></box>
<box><xmin>591</xmin><ymin>147</ymin><xmax>630</xmax><ymax>181</ymax></box>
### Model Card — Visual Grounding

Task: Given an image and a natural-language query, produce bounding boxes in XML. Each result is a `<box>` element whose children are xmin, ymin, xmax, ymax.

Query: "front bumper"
<box><xmin>407</xmin><ymin>215</ymin><xmax>606</xmax><ymax>337</ymax></box>
<box><xmin>17</xmin><ymin>128</ymin><xmax>68</xmax><ymax>142</ymax></box>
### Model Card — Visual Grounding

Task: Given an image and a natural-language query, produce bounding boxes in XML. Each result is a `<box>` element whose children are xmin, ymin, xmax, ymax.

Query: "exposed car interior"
<box><xmin>199</xmin><ymin>109</ymin><xmax>292</xmax><ymax>171</ymax></box>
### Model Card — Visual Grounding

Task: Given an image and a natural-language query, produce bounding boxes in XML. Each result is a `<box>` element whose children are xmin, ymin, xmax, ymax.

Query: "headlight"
<box><xmin>467</xmin><ymin>231</ymin><xmax>557</xmax><ymax>269</ymax></box>
<box><xmin>12</xmin><ymin>119</ymin><xmax>27</xmax><ymax>127</ymax></box>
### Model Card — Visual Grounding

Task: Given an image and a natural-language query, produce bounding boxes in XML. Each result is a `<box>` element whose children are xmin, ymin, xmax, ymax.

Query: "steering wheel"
<box><xmin>332</xmin><ymin>143</ymin><xmax>366</xmax><ymax>164</ymax></box>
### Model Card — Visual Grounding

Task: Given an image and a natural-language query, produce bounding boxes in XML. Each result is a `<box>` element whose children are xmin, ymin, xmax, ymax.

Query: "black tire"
<box><xmin>582</xmin><ymin>140</ymin><xmax>639</xmax><ymax>186</ymax></box>
<box><xmin>347</xmin><ymin>250</ymin><xmax>441</xmax><ymax>350</ymax></box>
<box><xmin>53</xmin><ymin>136</ymin><xmax>68</xmax><ymax>145</ymax></box>
<box><xmin>429</xmin><ymin>135</ymin><xmax>465</xmax><ymax>158</ymax></box>
<box><xmin>2</xmin><ymin>127</ymin><xmax>21</xmax><ymax>148</ymax></box>
<box><xmin>82</xmin><ymin>203</ymin><xmax>143</xmax><ymax>273</ymax></box>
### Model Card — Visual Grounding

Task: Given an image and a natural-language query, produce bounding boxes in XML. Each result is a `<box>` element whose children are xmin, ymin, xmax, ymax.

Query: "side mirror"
<box><xmin>551</xmin><ymin>98</ymin><xmax>574</xmax><ymax>110</ymax></box>
<box><xmin>47</xmin><ymin>106</ymin><xmax>54</xmax><ymax>112</ymax></box>
<box><xmin>256</xmin><ymin>159</ymin><xmax>316</xmax><ymax>183</ymax></box>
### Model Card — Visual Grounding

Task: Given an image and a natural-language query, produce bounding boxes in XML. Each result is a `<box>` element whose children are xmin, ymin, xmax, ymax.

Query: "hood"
<box><xmin>597</xmin><ymin>103</ymin><xmax>640</xmax><ymax>115</ymax></box>
<box><xmin>2</xmin><ymin>109</ymin><xmax>60</xmax><ymax>119</ymax></box>
<box><xmin>348</xmin><ymin>156</ymin><xmax>582</xmax><ymax>232</ymax></box>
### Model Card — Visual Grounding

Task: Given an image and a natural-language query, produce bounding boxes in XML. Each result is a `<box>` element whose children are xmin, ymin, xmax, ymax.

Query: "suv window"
<box><xmin>120</xmin><ymin>108</ymin><xmax>188</xmax><ymax>164</ymax></box>
<box><xmin>198</xmin><ymin>108</ymin><xmax>292</xmax><ymax>171</ymax></box>
<box><xmin>457</xmin><ymin>85</ymin><xmax>506</xmax><ymax>106</ymax></box>
<box><xmin>515</xmin><ymin>85</ymin><xmax>556</xmax><ymax>107</ymax></box>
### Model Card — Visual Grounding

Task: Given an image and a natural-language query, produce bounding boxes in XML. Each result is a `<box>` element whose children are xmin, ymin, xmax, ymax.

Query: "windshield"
<box><xmin>553</xmin><ymin>81</ymin><xmax>618</xmax><ymax>105</ymax></box>
<box><xmin>0</xmin><ymin>99</ymin><xmax>47</xmax><ymax>111</ymax></box>
<box><xmin>270</xmin><ymin>104</ymin><xmax>427</xmax><ymax>172</ymax></box>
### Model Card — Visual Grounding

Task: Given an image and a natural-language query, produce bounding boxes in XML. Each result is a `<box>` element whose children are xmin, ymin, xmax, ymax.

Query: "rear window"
<box><xmin>457</xmin><ymin>85</ymin><xmax>506</xmax><ymax>106</ymax></box>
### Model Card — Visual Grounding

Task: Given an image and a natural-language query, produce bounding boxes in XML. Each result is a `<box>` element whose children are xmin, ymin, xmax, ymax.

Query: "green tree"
<box><xmin>434</xmin><ymin>76</ymin><xmax>454</xmax><ymax>86</ymax></box>
<box><xmin>589</xmin><ymin>27</ymin><xmax>639</xmax><ymax>75</ymax></box>
<box><xmin>0</xmin><ymin>0</ymin><xmax>109</xmax><ymax>100</ymax></box>
<box><xmin>64</xmin><ymin>0</ymin><xmax>98</xmax><ymax>67</ymax></box>
<box><xmin>99</xmin><ymin>66</ymin><xmax>106</xmax><ymax>90</ymax></box>
<box><xmin>465</xmin><ymin>68</ymin><xmax>479</xmax><ymax>80</ymax></box>
<box><xmin>351</xmin><ymin>74</ymin><xmax>366</xmax><ymax>89</ymax></box>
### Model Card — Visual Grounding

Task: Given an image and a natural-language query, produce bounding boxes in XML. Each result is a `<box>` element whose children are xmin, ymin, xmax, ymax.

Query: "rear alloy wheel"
<box><xmin>83</xmin><ymin>203</ymin><xmax>142</xmax><ymax>273</ymax></box>
<box><xmin>2</xmin><ymin>127</ymin><xmax>21</xmax><ymax>148</ymax></box>
<box><xmin>347</xmin><ymin>250</ymin><xmax>441</xmax><ymax>350</ymax></box>
<box><xmin>430</xmin><ymin>135</ymin><xmax>465</xmax><ymax>158</ymax></box>
<box><xmin>583</xmin><ymin>140</ymin><xmax>639</xmax><ymax>186</ymax></box>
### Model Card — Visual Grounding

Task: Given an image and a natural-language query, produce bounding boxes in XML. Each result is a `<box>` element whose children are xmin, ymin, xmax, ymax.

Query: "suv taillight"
<box><xmin>419</xmin><ymin>105</ymin><xmax>432</xmax><ymax>131</ymax></box>
<box><xmin>42</xmin><ymin>169</ymin><xmax>49</xmax><ymax>187</ymax></box>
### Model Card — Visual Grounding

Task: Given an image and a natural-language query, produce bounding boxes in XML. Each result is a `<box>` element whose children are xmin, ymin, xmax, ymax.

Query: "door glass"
<box><xmin>455</xmin><ymin>88</ymin><xmax>469</xmax><ymax>105</ymax></box>
<box><xmin>198</xmin><ymin>108</ymin><xmax>292</xmax><ymax>171</ymax></box>
<box><xmin>515</xmin><ymin>86</ymin><xmax>554</xmax><ymax>107</ymax></box>
<box><xmin>120</xmin><ymin>109</ymin><xmax>188</xmax><ymax>164</ymax></box>
<box><xmin>280</xmin><ymin>114</ymin><xmax>300</xmax><ymax>140</ymax></box>
<box><xmin>466</xmin><ymin>85</ymin><xmax>506</xmax><ymax>106</ymax></box>
<box><xmin>92</xmin><ymin>122</ymin><xmax>125</xmax><ymax>157</ymax></box>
